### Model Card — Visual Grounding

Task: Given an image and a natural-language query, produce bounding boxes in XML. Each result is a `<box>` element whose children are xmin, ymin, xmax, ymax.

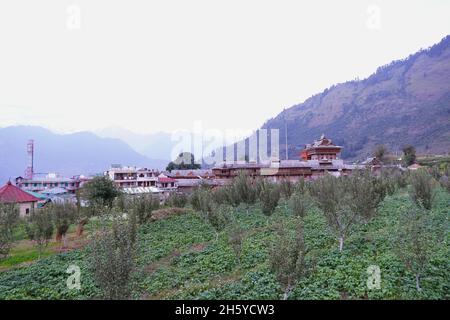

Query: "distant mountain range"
<box><xmin>0</xmin><ymin>126</ymin><xmax>168</xmax><ymax>183</ymax></box>
<box><xmin>262</xmin><ymin>35</ymin><xmax>450</xmax><ymax>161</ymax></box>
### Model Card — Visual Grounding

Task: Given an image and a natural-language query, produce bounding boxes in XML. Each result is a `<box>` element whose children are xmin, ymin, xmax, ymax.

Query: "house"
<box><xmin>15</xmin><ymin>173</ymin><xmax>85</xmax><ymax>193</ymax></box>
<box><xmin>0</xmin><ymin>181</ymin><xmax>40</xmax><ymax>217</ymax></box>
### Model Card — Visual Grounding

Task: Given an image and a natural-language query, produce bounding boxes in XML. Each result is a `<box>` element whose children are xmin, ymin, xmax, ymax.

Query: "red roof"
<box><xmin>158</xmin><ymin>177</ymin><xmax>177</xmax><ymax>183</ymax></box>
<box><xmin>0</xmin><ymin>181</ymin><xmax>40</xmax><ymax>203</ymax></box>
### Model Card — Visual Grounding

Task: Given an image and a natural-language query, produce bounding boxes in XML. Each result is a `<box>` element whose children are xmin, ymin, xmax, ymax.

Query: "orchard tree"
<box><xmin>409</xmin><ymin>170</ymin><xmax>436</xmax><ymax>210</ymax></box>
<box><xmin>228</xmin><ymin>224</ymin><xmax>245</xmax><ymax>265</ymax></box>
<box><xmin>394</xmin><ymin>205</ymin><xmax>433</xmax><ymax>292</ymax></box>
<box><xmin>50</xmin><ymin>201</ymin><xmax>77</xmax><ymax>249</ymax></box>
<box><xmin>270</xmin><ymin>221</ymin><xmax>310</xmax><ymax>300</ymax></box>
<box><xmin>0</xmin><ymin>203</ymin><xmax>19</xmax><ymax>260</ymax></box>
<box><xmin>309</xmin><ymin>175</ymin><xmax>361</xmax><ymax>252</ymax></box>
<box><xmin>90</xmin><ymin>213</ymin><xmax>138</xmax><ymax>299</ymax></box>
<box><xmin>79</xmin><ymin>176</ymin><xmax>121</xmax><ymax>235</ymax></box>
<box><xmin>258</xmin><ymin>181</ymin><xmax>280</xmax><ymax>216</ymax></box>
<box><xmin>25</xmin><ymin>209</ymin><xmax>54</xmax><ymax>258</ymax></box>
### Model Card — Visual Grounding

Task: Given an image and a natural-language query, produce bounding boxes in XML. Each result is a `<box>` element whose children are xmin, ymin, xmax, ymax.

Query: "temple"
<box><xmin>300</xmin><ymin>134</ymin><xmax>342</xmax><ymax>161</ymax></box>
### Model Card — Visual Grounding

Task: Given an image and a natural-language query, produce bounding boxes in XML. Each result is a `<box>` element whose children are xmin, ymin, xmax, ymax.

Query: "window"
<box><xmin>25</xmin><ymin>208</ymin><xmax>30</xmax><ymax>215</ymax></box>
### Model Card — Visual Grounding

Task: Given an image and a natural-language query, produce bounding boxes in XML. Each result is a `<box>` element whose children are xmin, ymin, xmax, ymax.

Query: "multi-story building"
<box><xmin>15</xmin><ymin>173</ymin><xmax>87</xmax><ymax>193</ymax></box>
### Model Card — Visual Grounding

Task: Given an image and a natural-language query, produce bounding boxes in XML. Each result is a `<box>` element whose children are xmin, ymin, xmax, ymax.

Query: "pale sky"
<box><xmin>0</xmin><ymin>0</ymin><xmax>449</xmax><ymax>135</ymax></box>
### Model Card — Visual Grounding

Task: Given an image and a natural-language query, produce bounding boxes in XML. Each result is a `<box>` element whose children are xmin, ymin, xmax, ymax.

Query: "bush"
<box><xmin>279</xmin><ymin>179</ymin><xmax>294</xmax><ymax>199</ymax></box>
<box><xmin>48</xmin><ymin>201</ymin><xmax>77</xmax><ymax>248</ymax></box>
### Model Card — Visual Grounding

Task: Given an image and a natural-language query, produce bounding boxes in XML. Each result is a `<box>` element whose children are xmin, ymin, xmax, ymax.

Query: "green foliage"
<box><xmin>166</xmin><ymin>152</ymin><xmax>201</xmax><ymax>172</ymax></box>
<box><xmin>270</xmin><ymin>221</ymin><xmax>310</xmax><ymax>299</ymax></box>
<box><xmin>129</xmin><ymin>195</ymin><xmax>160</xmax><ymax>224</ymax></box>
<box><xmin>0</xmin><ymin>187</ymin><xmax>449</xmax><ymax>300</ymax></box>
<box><xmin>279</xmin><ymin>179</ymin><xmax>294</xmax><ymax>199</ymax></box>
<box><xmin>0</xmin><ymin>204</ymin><xmax>19</xmax><ymax>260</ymax></box>
<box><xmin>228</xmin><ymin>224</ymin><xmax>245</xmax><ymax>264</ymax></box>
<box><xmin>373</xmin><ymin>144</ymin><xmax>389</xmax><ymax>164</ymax></box>
<box><xmin>48</xmin><ymin>202</ymin><xmax>77</xmax><ymax>246</ymax></box>
<box><xmin>25</xmin><ymin>210</ymin><xmax>54</xmax><ymax>258</ymax></box>
<box><xmin>82</xmin><ymin>176</ymin><xmax>120</xmax><ymax>209</ymax></box>
<box><xmin>166</xmin><ymin>192</ymin><xmax>188</xmax><ymax>208</ymax></box>
<box><xmin>409</xmin><ymin>170</ymin><xmax>436</xmax><ymax>210</ymax></box>
<box><xmin>258</xmin><ymin>181</ymin><xmax>280</xmax><ymax>216</ymax></box>
<box><xmin>89</xmin><ymin>214</ymin><xmax>138</xmax><ymax>300</ymax></box>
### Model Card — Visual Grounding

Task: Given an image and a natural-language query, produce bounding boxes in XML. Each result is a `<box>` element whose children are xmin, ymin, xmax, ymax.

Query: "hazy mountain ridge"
<box><xmin>262</xmin><ymin>35</ymin><xmax>450</xmax><ymax>160</ymax></box>
<box><xmin>0</xmin><ymin>126</ymin><xmax>168</xmax><ymax>183</ymax></box>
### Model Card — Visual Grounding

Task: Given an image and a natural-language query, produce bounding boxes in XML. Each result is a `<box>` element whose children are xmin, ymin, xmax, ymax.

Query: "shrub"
<box><xmin>279</xmin><ymin>179</ymin><xmax>294</xmax><ymax>199</ymax></box>
<box><xmin>258</xmin><ymin>181</ymin><xmax>280</xmax><ymax>216</ymax></box>
<box><xmin>228</xmin><ymin>224</ymin><xmax>245</xmax><ymax>265</ymax></box>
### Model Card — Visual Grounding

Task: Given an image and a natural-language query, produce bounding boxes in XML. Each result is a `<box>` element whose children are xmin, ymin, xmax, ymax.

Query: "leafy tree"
<box><xmin>402</xmin><ymin>145</ymin><xmax>417</xmax><ymax>167</ymax></box>
<box><xmin>409</xmin><ymin>170</ymin><xmax>436</xmax><ymax>210</ymax></box>
<box><xmin>130</xmin><ymin>195</ymin><xmax>160</xmax><ymax>224</ymax></box>
<box><xmin>270</xmin><ymin>221</ymin><xmax>310</xmax><ymax>300</ymax></box>
<box><xmin>229</xmin><ymin>171</ymin><xmax>257</xmax><ymax>206</ymax></box>
<box><xmin>309</xmin><ymin>175</ymin><xmax>361</xmax><ymax>252</ymax></box>
<box><xmin>0</xmin><ymin>204</ymin><xmax>19</xmax><ymax>260</ymax></box>
<box><xmin>373</xmin><ymin>144</ymin><xmax>389</xmax><ymax>164</ymax></box>
<box><xmin>394</xmin><ymin>205</ymin><xmax>433</xmax><ymax>292</ymax></box>
<box><xmin>90</xmin><ymin>213</ymin><xmax>138</xmax><ymax>299</ymax></box>
<box><xmin>166</xmin><ymin>152</ymin><xmax>201</xmax><ymax>172</ymax></box>
<box><xmin>206</xmin><ymin>204</ymin><xmax>232</xmax><ymax>241</ymax></box>
<box><xmin>79</xmin><ymin>176</ymin><xmax>121</xmax><ymax>235</ymax></box>
<box><xmin>50</xmin><ymin>201</ymin><xmax>77</xmax><ymax>248</ymax></box>
<box><xmin>25</xmin><ymin>209</ymin><xmax>54</xmax><ymax>258</ymax></box>
<box><xmin>82</xmin><ymin>176</ymin><xmax>120</xmax><ymax>209</ymax></box>
<box><xmin>345</xmin><ymin>170</ymin><xmax>385</xmax><ymax>222</ymax></box>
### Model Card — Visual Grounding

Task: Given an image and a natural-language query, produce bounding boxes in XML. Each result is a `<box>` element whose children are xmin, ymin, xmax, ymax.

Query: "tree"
<box><xmin>270</xmin><ymin>221</ymin><xmax>310</xmax><ymax>300</ymax></box>
<box><xmin>394</xmin><ymin>205</ymin><xmax>433</xmax><ymax>292</ymax></box>
<box><xmin>279</xmin><ymin>179</ymin><xmax>294</xmax><ymax>199</ymax></box>
<box><xmin>166</xmin><ymin>152</ymin><xmax>201</xmax><ymax>172</ymax></box>
<box><xmin>25</xmin><ymin>209</ymin><xmax>54</xmax><ymax>259</ymax></box>
<box><xmin>289</xmin><ymin>193</ymin><xmax>310</xmax><ymax>219</ymax></box>
<box><xmin>50</xmin><ymin>201</ymin><xmax>77</xmax><ymax>248</ymax></box>
<box><xmin>309</xmin><ymin>175</ymin><xmax>362</xmax><ymax>252</ymax></box>
<box><xmin>90</xmin><ymin>213</ymin><xmax>138</xmax><ymax>299</ymax></box>
<box><xmin>79</xmin><ymin>176</ymin><xmax>121</xmax><ymax>236</ymax></box>
<box><xmin>0</xmin><ymin>203</ymin><xmax>19</xmax><ymax>260</ymax></box>
<box><xmin>402</xmin><ymin>145</ymin><xmax>416</xmax><ymax>167</ymax></box>
<box><xmin>206</xmin><ymin>204</ymin><xmax>232</xmax><ymax>241</ymax></box>
<box><xmin>409</xmin><ymin>170</ymin><xmax>436</xmax><ymax>210</ymax></box>
<box><xmin>373</xmin><ymin>144</ymin><xmax>389</xmax><ymax>164</ymax></box>
<box><xmin>130</xmin><ymin>194</ymin><xmax>160</xmax><ymax>224</ymax></box>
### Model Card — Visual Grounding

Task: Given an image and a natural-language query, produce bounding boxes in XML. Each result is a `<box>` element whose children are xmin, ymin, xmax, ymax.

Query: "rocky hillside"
<box><xmin>263</xmin><ymin>35</ymin><xmax>450</xmax><ymax>161</ymax></box>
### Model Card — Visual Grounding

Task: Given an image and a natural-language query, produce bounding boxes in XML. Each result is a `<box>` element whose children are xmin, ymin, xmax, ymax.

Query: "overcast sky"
<box><xmin>0</xmin><ymin>0</ymin><xmax>449</xmax><ymax>135</ymax></box>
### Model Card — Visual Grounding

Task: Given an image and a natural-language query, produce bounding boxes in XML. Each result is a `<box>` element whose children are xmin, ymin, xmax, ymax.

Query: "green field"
<box><xmin>0</xmin><ymin>188</ymin><xmax>449</xmax><ymax>300</ymax></box>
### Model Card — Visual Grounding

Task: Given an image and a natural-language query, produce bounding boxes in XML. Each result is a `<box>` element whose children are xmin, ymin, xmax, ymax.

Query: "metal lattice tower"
<box><xmin>25</xmin><ymin>139</ymin><xmax>34</xmax><ymax>179</ymax></box>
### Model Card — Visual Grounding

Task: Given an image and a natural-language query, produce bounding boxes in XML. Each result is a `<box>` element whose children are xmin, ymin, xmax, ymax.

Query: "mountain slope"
<box><xmin>95</xmin><ymin>127</ymin><xmax>174</xmax><ymax>161</ymax></box>
<box><xmin>263</xmin><ymin>35</ymin><xmax>450</xmax><ymax>160</ymax></box>
<box><xmin>0</xmin><ymin>126</ymin><xmax>168</xmax><ymax>183</ymax></box>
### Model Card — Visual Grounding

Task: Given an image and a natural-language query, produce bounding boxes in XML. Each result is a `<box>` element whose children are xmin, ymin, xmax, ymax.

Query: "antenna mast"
<box><xmin>25</xmin><ymin>140</ymin><xmax>34</xmax><ymax>180</ymax></box>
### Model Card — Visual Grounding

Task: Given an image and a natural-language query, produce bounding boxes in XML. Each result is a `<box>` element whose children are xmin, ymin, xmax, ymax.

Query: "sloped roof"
<box><xmin>0</xmin><ymin>181</ymin><xmax>40</xmax><ymax>203</ymax></box>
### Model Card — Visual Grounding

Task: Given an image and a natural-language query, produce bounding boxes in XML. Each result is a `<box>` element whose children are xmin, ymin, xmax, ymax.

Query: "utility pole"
<box><xmin>284</xmin><ymin>110</ymin><xmax>288</xmax><ymax>160</ymax></box>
